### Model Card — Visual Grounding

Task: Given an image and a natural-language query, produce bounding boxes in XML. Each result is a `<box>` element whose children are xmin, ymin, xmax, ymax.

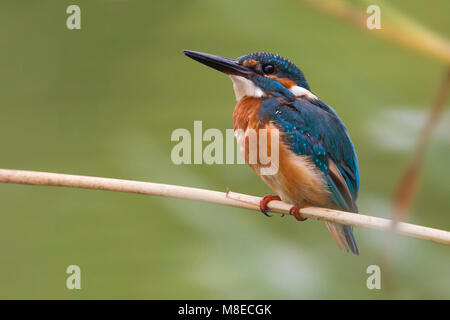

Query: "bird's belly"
<box><xmin>235</xmin><ymin>128</ymin><xmax>331</xmax><ymax>207</ymax></box>
<box><xmin>260</xmin><ymin>156</ymin><xmax>330</xmax><ymax>207</ymax></box>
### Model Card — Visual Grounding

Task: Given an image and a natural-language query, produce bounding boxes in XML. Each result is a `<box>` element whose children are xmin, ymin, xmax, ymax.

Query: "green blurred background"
<box><xmin>0</xmin><ymin>0</ymin><xmax>449</xmax><ymax>299</ymax></box>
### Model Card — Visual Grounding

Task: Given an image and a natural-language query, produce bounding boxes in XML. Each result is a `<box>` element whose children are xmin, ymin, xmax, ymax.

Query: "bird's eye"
<box><xmin>263</xmin><ymin>64</ymin><xmax>274</xmax><ymax>74</ymax></box>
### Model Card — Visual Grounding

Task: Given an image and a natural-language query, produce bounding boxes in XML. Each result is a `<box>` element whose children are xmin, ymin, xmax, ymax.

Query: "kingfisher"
<box><xmin>184</xmin><ymin>50</ymin><xmax>360</xmax><ymax>255</ymax></box>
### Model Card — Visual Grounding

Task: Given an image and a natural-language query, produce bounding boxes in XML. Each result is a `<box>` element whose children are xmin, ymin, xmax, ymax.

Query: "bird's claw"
<box><xmin>259</xmin><ymin>195</ymin><xmax>281</xmax><ymax>217</ymax></box>
<box><xmin>289</xmin><ymin>206</ymin><xmax>308</xmax><ymax>221</ymax></box>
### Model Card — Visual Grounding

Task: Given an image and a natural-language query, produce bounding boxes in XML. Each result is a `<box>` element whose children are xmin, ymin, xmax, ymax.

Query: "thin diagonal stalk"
<box><xmin>0</xmin><ymin>168</ymin><xmax>449</xmax><ymax>245</ymax></box>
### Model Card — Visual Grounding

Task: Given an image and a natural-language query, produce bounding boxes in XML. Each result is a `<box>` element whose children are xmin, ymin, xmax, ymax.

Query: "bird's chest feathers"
<box><xmin>233</xmin><ymin>97</ymin><xmax>329</xmax><ymax>206</ymax></box>
<box><xmin>232</xmin><ymin>97</ymin><xmax>262</xmax><ymax>132</ymax></box>
<box><xmin>233</xmin><ymin>97</ymin><xmax>265</xmax><ymax>164</ymax></box>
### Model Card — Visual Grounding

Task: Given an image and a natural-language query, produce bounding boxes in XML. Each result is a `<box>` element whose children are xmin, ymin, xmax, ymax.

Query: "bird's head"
<box><xmin>184</xmin><ymin>50</ymin><xmax>315</xmax><ymax>101</ymax></box>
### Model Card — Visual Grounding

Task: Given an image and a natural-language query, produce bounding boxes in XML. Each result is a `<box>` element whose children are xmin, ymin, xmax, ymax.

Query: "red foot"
<box><xmin>289</xmin><ymin>206</ymin><xmax>308</xmax><ymax>221</ymax></box>
<box><xmin>259</xmin><ymin>195</ymin><xmax>281</xmax><ymax>217</ymax></box>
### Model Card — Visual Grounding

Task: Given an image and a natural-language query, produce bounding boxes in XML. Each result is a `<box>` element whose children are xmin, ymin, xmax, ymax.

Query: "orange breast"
<box><xmin>233</xmin><ymin>98</ymin><xmax>331</xmax><ymax>207</ymax></box>
<box><xmin>233</xmin><ymin>97</ymin><xmax>262</xmax><ymax>132</ymax></box>
<box><xmin>260</xmin><ymin>135</ymin><xmax>331</xmax><ymax>207</ymax></box>
<box><xmin>233</xmin><ymin>97</ymin><xmax>268</xmax><ymax>166</ymax></box>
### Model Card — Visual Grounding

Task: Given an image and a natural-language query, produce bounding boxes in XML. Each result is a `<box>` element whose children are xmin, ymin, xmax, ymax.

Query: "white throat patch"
<box><xmin>229</xmin><ymin>75</ymin><xmax>317</xmax><ymax>101</ymax></box>
<box><xmin>289</xmin><ymin>85</ymin><xmax>318</xmax><ymax>100</ymax></box>
<box><xmin>229</xmin><ymin>75</ymin><xmax>264</xmax><ymax>101</ymax></box>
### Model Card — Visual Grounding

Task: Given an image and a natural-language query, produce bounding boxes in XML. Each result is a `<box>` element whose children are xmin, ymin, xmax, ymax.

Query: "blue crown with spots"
<box><xmin>237</xmin><ymin>52</ymin><xmax>310</xmax><ymax>90</ymax></box>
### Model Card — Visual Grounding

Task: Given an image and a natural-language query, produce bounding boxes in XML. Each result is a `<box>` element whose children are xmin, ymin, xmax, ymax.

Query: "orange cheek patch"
<box><xmin>267</xmin><ymin>75</ymin><xmax>296</xmax><ymax>89</ymax></box>
<box><xmin>242</xmin><ymin>59</ymin><xmax>259</xmax><ymax>68</ymax></box>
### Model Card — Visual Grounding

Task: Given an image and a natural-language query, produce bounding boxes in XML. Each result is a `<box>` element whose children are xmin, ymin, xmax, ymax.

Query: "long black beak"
<box><xmin>183</xmin><ymin>50</ymin><xmax>253</xmax><ymax>78</ymax></box>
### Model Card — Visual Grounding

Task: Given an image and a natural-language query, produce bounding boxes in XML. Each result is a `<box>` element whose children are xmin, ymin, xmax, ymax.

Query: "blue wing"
<box><xmin>259</xmin><ymin>96</ymin><xmax>359</xmax><ymax>213</ymax></box>
<box><xmin>259</xmin><ymin>96</ymin><xmax>360</xmax><ymax>254</ymax></box>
